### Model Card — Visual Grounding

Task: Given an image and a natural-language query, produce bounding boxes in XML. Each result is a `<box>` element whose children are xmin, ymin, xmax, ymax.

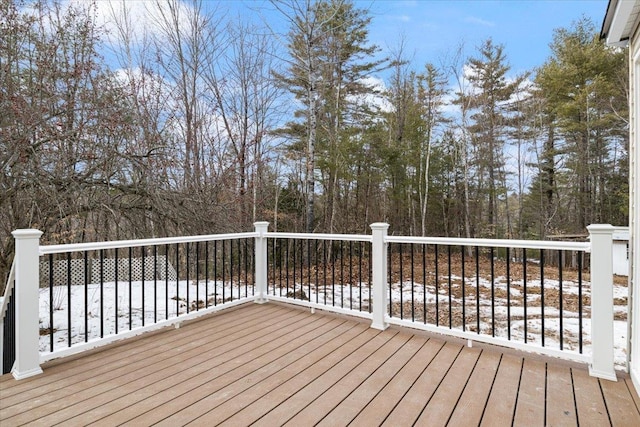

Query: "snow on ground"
<box><xmin>270</xmin><ymin>277</ymin><xmax>628</xmax><ymax>368</ymax></box>
<box><xmin>39</xmin><ymin>280</ymin><xmax>252</xmax><ymax>352</ymax></box>
<box><xmin>39</xmin><ymin>276</ymin><xmax>628</xmax><ymax>369</ymax></box>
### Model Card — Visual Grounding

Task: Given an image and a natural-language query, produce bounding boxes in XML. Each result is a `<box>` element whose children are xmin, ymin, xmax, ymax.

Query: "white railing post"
<box><xmin>370</xmin><ymin>223</ymin><xmax>389</xmax><ymax>330</ymax></box>
<box><xmin>254</xmin><ymin>222</ymin><xmax>269</xmax><ymax>304</ymax></box>
<box><xmin>587</xmin><ymin>224</ymin><xmax>617</xmax><ymax>381</ymax></box>
<box><xmin>11</xmin><ymin>229</ymin><xmax>44</xmax><ymax>379</ymax></box>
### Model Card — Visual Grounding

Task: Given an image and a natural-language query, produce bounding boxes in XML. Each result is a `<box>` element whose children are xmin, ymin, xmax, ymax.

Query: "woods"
<box><xmin>0</xmin><ymin>0</ymin><xmax>629</xmax><ymax>283</ymax></box>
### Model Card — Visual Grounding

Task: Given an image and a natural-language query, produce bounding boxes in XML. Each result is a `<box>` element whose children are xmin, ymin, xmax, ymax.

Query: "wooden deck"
<box><xmin>1</xmin><ymin>303</ymin><xmax>639</xmax><ymax>426</ymax></box>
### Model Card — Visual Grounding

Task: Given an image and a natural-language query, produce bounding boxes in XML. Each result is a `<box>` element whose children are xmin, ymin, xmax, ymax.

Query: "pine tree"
<box><xmin>459</xmin><ymin>39</ymin><xmax>524</xmax><ymax>237</ymax></box>
<box><xmin>272</xmin><ymin>0</ymin><xmax>383</xmax><ymax>232</ymax></box>
<box><xmin>534</xmin><ymin>18</ymin><xmax>628</xmax><ymax>233</ymax></box>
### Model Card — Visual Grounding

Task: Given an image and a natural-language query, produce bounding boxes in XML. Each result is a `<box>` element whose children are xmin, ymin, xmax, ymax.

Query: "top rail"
<box><xmin>385</xmin><ymin>235</ymin><xmax>591</xmax><ymax>252</ymax></box>
<box><xmin>39</xmin><ymin>232</ymin><xmax>259</xmax><ymax>255</ymax></box>
<box><xmin>266</xmin><ymin>232</ymin><xmax>372</xmax><ymax>243</ymax></box>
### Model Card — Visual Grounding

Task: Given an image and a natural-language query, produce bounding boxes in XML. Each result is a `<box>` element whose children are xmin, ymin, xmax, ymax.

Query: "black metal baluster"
<box><xmin>349</xmin><ymin>241</ymin><xmax>353</xmax><ymax>311</ymax></box>
<box><xmin>323</xmin><ymin>240</ymin><xmax>327</xmax><ymax>305</ymax></box>
<box><xmin>523</xmin><ymin>249</ymin><xmax>527</xmax><ymax>343</ymax></box>
<box><xmin>540</xmin><ymin>249</ymin><xmax>545</xmax><ymax>347</ymax></box>
<box><xmin>369</xmin><ymin>243</ymin><xmax>373</xmax><ymax>313</ymax></box>
<box><xmin>475</xmin><ymin>246</ymin><xmax>480</xmax><ymax>334</ymax></box>
<box><xmin>141</xmin><ymin>248</ymin><xmax>145</xmax><ymax>326</ymax></box>
<box><xmin>578</xmin><ymin>253</ymin><xmax>583</xmax><ymax>353</ymax></box>
<box><xmin>205</xmin><ymin>242</ymin><xmax>209</xmax><ymax>309</ymax></box>
<box><xmin>84</xmin><ymin>251</ymin><xmax>89</xmax><ymax>341</ymax></box>
<box><xmin>115</xmin><ymin>248</ymin><xmax>119</xmax><ymax>335</ymax></box>
<box><xmin>308</xmin><ymin>239</ymin><xmax>312</xmax><ymax>303</ymax></box>
<box><xmin>358</xmin><ymin>241</ymin><xmax>362</xmax><ymax>312</ymax></box>
<box><xmin>165</xmin><ymin>244</ymin><xmax>169</xmax><ymax>318</ymax></box>
<box><xmin>4</xmin><ymin>286</ymin><xmax>16</xmax><ymax>373</ymax></box>
<box><xmin>67</xmin><ymin>253</ymin><xmax>72</xmax><ymax>347</ymax></box>
<box><xmin>399</xmin><ymin>243</ymin><xmax>403</xmax><ymax>320</ymax></box>
<box><xmin>238</xmin><ymin>239</ymin><xmax>243</xmax><ymax>298</ymax></box>
<box><xmin>232</xmin><ymin>240</ymin><xmax>236</xmax><ymax>301</ymax></box>
<box><xmin>251</xmin><ymin>238</ymin><xmax>255</xmax><ymax>294</ymax></box>
<box><xmin>245</xmin><ymin>239</ymin><xmax>249</xmax><ymax>297</ymax></box>
<box><xmin>279</xmin><ymin>239</ymin><xmax>284</xmax><ymax>297</ymax></box>
<box><xmin>490</xmin><ymin>247</ymin><xmax>495</xmax><ymax>337</ymax></box>
<box><xmin>49</xmin><ymin>254</ymin><xmax>54</xmax><ymax>351</ymax></box>
<box><xmin>129</xmin><ymin>246</ymin><xmax>133</xmax><ymax>330</ymax></box>
<box><xmin>461</xmin><ymin>246</ymin><xmax>466</xmax><ymax>332</ymax></box>
<box><xmin>229</xmin><ymin>240</ymin><xmax>233</xmax><ymax>301</ymax></box>
<box><xmin>100</xmin><ymin>249</ymin><xmax>104</xmax><ymax>337</ymax></box>
<box><xmin>195</xmin><ymin>242</ymin><xmax>200</xmax><ymax>310</ymax></box>
<box><xmin>388</xmin><ymin>243</ymin><xmax>392</xmax><ymax>316</ymax></box>
<box><xmin>186</xmin><ymin>243</ymin><xmax>190</xmax><ymax>312</ymax></box>
<box><xmin>213</xmin><ymin>241</ymin><xmax>218</xmax><ymax>306</ymax></box>
<box><xmin>423</xmin><ymin>245</ymin><xmax>427</xmax><ymax>324</ymax></box>
<box><xmin>340</xmin><ymin>241</ymin><xmax>344</xmax><ymax>308</ymax></box>
<box><xmin>292</xmin><ymin>238</ymin><xmax>296</xmax><ymax>299</ymax></box>
<box><xmin>300</xmin><ymin>239</ymin><xmax>304</xmax><ymax>300</ymax></box>
<box><xmin>270</xmin><ymin>239</ymin><xmax>275</xmax><ymax>295</ymax></box>
<box><xmin>285</xmin><ymin>239</ymin><xmax>290</xmax><ymax>298</ymax></box>
<box><xmin>411</xmin><ymin>244</ymin><xmax>415</xmax><ymax>321</ymax></box>
<box><xmin>154</xmin><ymin>245</ymin><xmax>158</xmax><ymax>322</ymax></box>
<box><xmin>175</xmin><ymin>244</ymin><xmax>180</xmax><ymax>314</ymax></box>
<box><xmin>278</xmin><ymin>239</ymin><xmax>283</xmax><ymax>296</ymax></box>
<box><xmin>222</xmin><ymin>240</ymin><xmax>225</xmax><ymax>303</ymax></box>
<box><xmin>237</xmin><ymin>239</ymin><xmax>242</xmax><ymax>300</ymax></box>
<box><xmin>435</xmin><ymin>245</ymin><xmax>439</xmax><ymax>327</ymax></box>
<box><xmin>331</xmin><ymin>241</ymin><xmax>336</xmax><ymax>307</ymax></box>
<box><xmin>315</xmin><ymin>240</ymin><xmax>320</xmax><ymax>304</ymax></box>
<box><xmin>506</xmin><ymin>247</ymin><xmax>511</xmax><ymax>340</ymax></box>
<box><xmin>448</xmin><ymin>245</ymin><xmax>452</xmax><ymax>329</ymax></box>
<box><xmin>267</xmin><ymin>239</ymin><xmax>272</xmax><ymax>295</ymax></box>
<box><xmin>558</xmin><ymin>250</ymin><xmax>563</xmax><ymax>350</ymax></box>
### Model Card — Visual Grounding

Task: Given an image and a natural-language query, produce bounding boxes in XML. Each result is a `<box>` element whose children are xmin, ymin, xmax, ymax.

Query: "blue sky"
<box><xmin>219</xmin><ymin>0</ymin><xmax>609</xmax><ymax>76</ymax></box>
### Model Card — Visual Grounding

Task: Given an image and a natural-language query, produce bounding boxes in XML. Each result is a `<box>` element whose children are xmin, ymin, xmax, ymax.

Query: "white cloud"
<box><xmin>464</xmin><ymin>16</ymin><xmax>495</xmax><ymax>27</ymax></box>
<box><xmin>67</xmin><ymin>0</ymin><xmax>193</xmax><ymax>46</ymax></box>
<box><xmin>349</xmin><ymin>76</ymin><xmax>392</xmax><ymax>114</ymax></box>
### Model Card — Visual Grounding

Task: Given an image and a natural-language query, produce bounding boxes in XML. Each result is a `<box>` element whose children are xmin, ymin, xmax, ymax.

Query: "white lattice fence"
<box><xmin>39</xmin><ymin>256</ymin><xmax>177</xmax><ymax>287</ymax></box>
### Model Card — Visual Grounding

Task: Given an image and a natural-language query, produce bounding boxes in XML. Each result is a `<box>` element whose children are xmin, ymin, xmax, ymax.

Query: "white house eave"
<box><xmin>603</xmin><ymin>0</ymin><xmax>639</xmax><ymax>46</ymax></box>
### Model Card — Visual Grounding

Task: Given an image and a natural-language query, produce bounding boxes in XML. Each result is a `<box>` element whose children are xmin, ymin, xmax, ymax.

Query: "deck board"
<box><xmin>314</xmin><ymin>335</ymin><xmax>426</xmax><ymax>426</ymax></box>
<box><xmin>600</xmin><ymin>377</ymin><xmax>640</xmax><ymax>426</ymax></box>
<box><xmin>3</xmin><ymin>304</ymin><xmax>307</xmax><ymax>425</ymax></box>
<box><xmin>414</xmin><ymin>345</ymin><xmax>482</xmax><ymax>425</ymax></box>
<box><xmin>212</xmin><ymin>322</ymin><xmax>374</xmax><ymax>426</ymax></box>
<box><xmin>100</xmin><ymin>311</ymin><xmax>346</xmax><ymax>426</ymax></box>
<box><xmin>545</xmin><ymin>363</ymin><xmax>579</xmax><ymax>426</ymax></box>
<box><xmin>512</xmin><ymin>359</ymin><xmax>546</xmax><ymax>426</ymax></box>
<box><xmin>158</xmin><ymin>318</ymin><xmax>364</xmax><ymax>425</ymax></box>
<box><xmin>626</xmin><ymin>378</ymin><xmax>640</xmax><ymax>410</ymax></box>
<box><xmin>347</xmin><ymin>338</ymin><xmax>444</xmax><ymax>426</ymax></box>
<box><xmin>283</xmin><ymin>331</ymin><xmax>410</xmax><ymax>426</ymax></box>
<box><xmin>242</xmin><ymin>326</ymin><xmax>383</xmax><ymax>426</ymax></box>
<box><xmin>381</xmin><ymin>341</ymin><xmax>463</xmax><ymax>426</ymax></box>
<box><xmin>573</xmin><ymin>367</ymin><xmax>610</xmax><ymax>426</ymax></box>
<box><xmin>0</xmin><ymin>304</ymin><xmax>273</xmax><ymax>419</ymax></box>
<box><xmin>447</xmin><ymin>350</ymin><xmax>501</xmax><ymax>426</ymax></box>
<box><xmin>480</xmin><ymin>353</ymin><xmax>523</xmax><ymax>426</ymax></box>
<box><xmin>1</xmin><ymin>302</ymin><xmax>639</xmax><ymax>426</ymax></box>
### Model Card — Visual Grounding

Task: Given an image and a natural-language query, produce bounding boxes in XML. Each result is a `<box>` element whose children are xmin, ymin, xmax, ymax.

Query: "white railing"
<box><xmin>6</xmin><ymin>222</ymin><xmax>617</xmax><ymax>381</ymax></box>
<box><xmin>385</xmin><ymin>224</ymin><xmax>614</xmax><ymax>380</ymax></box>
<box><xmin>8</xmin><ymin>229</ymin><xmax>259</xmax><ymax>379</ymax></box>
<box><xmin>262</xmin><ymin>228</ymin><xmax>372</xmax><ymax>321</ymax></box>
